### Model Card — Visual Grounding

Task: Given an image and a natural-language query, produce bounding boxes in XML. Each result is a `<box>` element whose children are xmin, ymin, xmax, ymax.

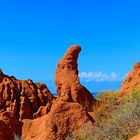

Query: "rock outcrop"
<box><xmin>120</xmin><ymin>62</ymin><xmax>140</xmax><ymax>94</ymax></box>
<box><xmin>55</xmin><ymin>45</ymin><xmax>96</xmax><ymax>111</ymax></box>
<box><xmin>22</xmin><ymin>100</ymin><xmax>94</xmax><ymax>140</ymax></box>
<box><xmin>129</xmin><ymin>134</ymin><xmax>140</xmax><ymax>140</ymax></box>
<box><xmin>0</xmin><ymin>45</ymin><xmax>97</xmax><ymax>140</ymax></box>
<box><xmin>0</xmin><ymin>70</ymin><xmax>55</xmax><ymax>139</ymax></box>
<box><xmin>0</xmin><ymin>111</ymin><xmax>22</xmax><ymax>140</ymax></box>
<box><xmin>0</xmin><ymin>69</ymin><xmax>54</xmax><ymax>121</ymax></box>
<box><xmin>22</xmin><ymin>45</ymin><xmax>96</xmax><ymax>140</ymax></box>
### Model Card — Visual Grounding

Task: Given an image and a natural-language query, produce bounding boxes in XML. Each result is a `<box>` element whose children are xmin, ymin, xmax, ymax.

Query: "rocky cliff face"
<box><xmin>0</xmin><ymin>70</ymin><xmax>55</xmax><ymax>140</ymax></box>
<box><xmin>121</xmin><ymin>62</ymin><xmax>140</xmax><ymax>94</ymax></box>
<box><xmin>0</xmin><ymin>71</ymin><xmax>54</xmax><ymax>121</ymax></box>
<box><xmin>0</xmin><ymin>45</ymin><xmax>96</xmax><ymax>140</ymax></box>
<box><xmin>129</xmin><ymin>133</ymin><xmax>140</xmax><ymax>140</ymax></box>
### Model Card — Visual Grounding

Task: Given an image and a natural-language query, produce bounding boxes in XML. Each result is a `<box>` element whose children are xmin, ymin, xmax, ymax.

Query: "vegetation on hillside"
<box><xmin>72</xmin><ymin>90</ymin><xmax>140</xmax><ymax>140</ymax></box>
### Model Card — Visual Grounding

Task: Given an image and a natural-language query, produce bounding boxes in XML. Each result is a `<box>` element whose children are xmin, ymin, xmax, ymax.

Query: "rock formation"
<box><xmin>22</xmin><ymin>100</ymin><xmax>94</xmax><ymax>140</ymax></box>
<box><xmin>129</xmin><ymin>134</ymin><xmax>140</xmax><ymax>140</ymax></box>
<box><xmin>0</xmin><ymin>45</ymin><xmax>96</xmax><ymax>140</ymax></box>
<box><xmin>55</xmin><ymin>45</ymin><xmax>96</xmax><ymax>111</ymax></box>
<box><xmin>120</xmin><ymin>62</ymin><xmax>140</xmax><ymax>94</ymax></box>
<box><xmin>22</xmin><ymin>45</ymin><xmax>96</xmax><ymax>140</ymax></box>
<box><xmin>0</xmin><ymin>69</ymin><xmax>55</xmax><ymax>139</ymax></box>
<box><xmin>0</xmin><ymin>71</ymin><xmax>54</xmax><ymax>121</ymax></box>
<box><xmin>0</xmin><ymin>111</ymin><xmax>22</xmax><ymax>140</ymax></box>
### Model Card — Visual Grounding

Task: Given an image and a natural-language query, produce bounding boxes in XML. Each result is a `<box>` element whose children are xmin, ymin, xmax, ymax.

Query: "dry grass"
<box><xmin>72</xmin><ymin>90</ymin><xmax>140</xmax><ymax>140</ymax></box>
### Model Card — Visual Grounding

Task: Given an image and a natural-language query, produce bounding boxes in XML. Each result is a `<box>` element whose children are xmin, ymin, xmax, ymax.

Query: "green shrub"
<box><xmin>75</xmin><ymin>91</ymin><xmax>140</xmax><ymax>140</ymax></box>
<box><xmin>95</xmin><ymin>90</ymin><xmax>119</xmax><ymax>122</ymax></box>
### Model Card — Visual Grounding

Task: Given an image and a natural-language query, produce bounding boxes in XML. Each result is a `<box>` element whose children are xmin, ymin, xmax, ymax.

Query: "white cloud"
<box><xmin>79</xmin><ymin>71</ymin><xmax>125</xmax><ymax>82</ymax></box>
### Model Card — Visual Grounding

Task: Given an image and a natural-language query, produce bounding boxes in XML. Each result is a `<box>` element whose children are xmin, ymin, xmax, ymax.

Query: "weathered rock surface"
<box><xmin>129</xmin><ymin>134</ymin><xmax>140</xmax><ymax>140</ymax></box>
<box><xmin>0</xmin><ymin>70</ymin><xmax>55</xmax><ymax>139</ymax></box>
<box><xmin>33</xmin><ymin>101</ymin><xmax>54</xmax><ymax>119</ymax></box>
<box><xmin>55</xmin><ymin>45</ymin><xmax>96</xmax><ymax>111</ymax></box>
<box><xmin>0</xmin><ymin>69</ymin><xmax>54</xmax><ymax>121</ymax></box>
<box><xmin>22</xmin><ymin>100</ymin><xmax>94</xmax><ymax>140</ymax></box>
<box><xmin>121</xmin><ymin>62</ymin><xmax>140</xmax><ymax>94</ymax></box>
<box><xmin>0</xmin><ymin>45</ymin><xmax>97</xmax><ymax>140</ymax></box>
<box><xmin>22</xmin><ymin>45</ymin><xmax>96</xmax><ymax>140</ymax></box>
<box><xmin>0</xmin><ymin>111</ymin><xmax>22</xmax><ymax>140</ymax></box>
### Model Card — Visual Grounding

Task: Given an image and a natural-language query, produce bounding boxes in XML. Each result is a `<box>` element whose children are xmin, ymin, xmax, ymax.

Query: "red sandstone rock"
<box><xmin>55</xmin><ymin>45</ymin><xmax>96</xmax><ymax>111</ymax></box>
<box><xmin>120</xmin><ymin>62</ymin><xmax>140</xmax><ymax>94</ymax></box>
<box><xmin>36</xmin><ymin>83</ymin><xmax>55</xmax><ymax>106</ymax></box>
<box><xmin>19</xmin><ymin>96</ymin><xmax>33</xmax><ymax>120</ymax></box>
<box><xmin>0</xmin><ymin>45</ymin><xmax>97</xmax><ymax>140</ymax></box>
<box><xmin>22</xmin><ymin>45</ymin><xmax>95</xmax><ymax>140</ymax></box>
<box><xmin>129</xmin><ymin>134</ymin><xmax>140</xmax><ymax>140</ymax></box>
<box><xmin>33</xmin><ymin>101</ymin><xmax>54</xmax><ymax>119</ymax></box>
<box><xmin>22</xmin><ymin>100</ymin><xmax>94</xmax><ymax>140</ymax></box>
<box><xmin>0</xmin><ymin>70</ymin><xmax>54</xmax><ymax>121</ymax></box>
<box><xmin>0</xmin><ymin>69</ymin><xmax>4</xmax><ymax>83</ymax></box>
<box><xmin>0</xmin><ymin>111</ymin><xmax>22</xmax><ymax>140</ymax></box>
<box><xmin>0</xmin><ymin>72</ymin><xmax>54</xmax><ymax>139</ymax></box>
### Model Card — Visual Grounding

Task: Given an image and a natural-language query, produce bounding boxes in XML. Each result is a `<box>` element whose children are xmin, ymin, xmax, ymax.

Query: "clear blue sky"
<box><xmin>0</xmin><ymin>0</ymin><xmax>140</xmax><ymax>92</ymax></box>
